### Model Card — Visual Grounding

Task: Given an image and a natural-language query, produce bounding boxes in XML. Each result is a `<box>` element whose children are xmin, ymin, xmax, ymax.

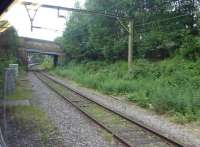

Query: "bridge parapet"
<box><xmin>19</xmin><ymin>37</ymin><xmax>64</xmax><ymax>54</ymax></box>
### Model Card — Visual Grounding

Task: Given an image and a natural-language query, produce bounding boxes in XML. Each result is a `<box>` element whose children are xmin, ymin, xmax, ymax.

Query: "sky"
<box><xmin>3</xmin><ymin>0</ymin><xmax>85</xmax><ymax>41</ymax></box>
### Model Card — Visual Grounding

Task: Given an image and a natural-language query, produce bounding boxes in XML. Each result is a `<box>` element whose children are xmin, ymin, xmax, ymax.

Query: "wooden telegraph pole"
<box><xmin>117</xmin><ymin>18</ymin><xmax>134</xmax><ymax>72</ymax></box>
<box><xmin>128</xmin><ymin>19</ymin><xmax>134</xmax><ymax>72</ymax></box>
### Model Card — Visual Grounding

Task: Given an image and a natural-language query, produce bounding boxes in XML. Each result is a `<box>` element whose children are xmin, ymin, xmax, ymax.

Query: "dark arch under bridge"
<box><xmin>19</xmin><ymin>37</ymin><xmax>65</xmax><ymax>66</ymax></box>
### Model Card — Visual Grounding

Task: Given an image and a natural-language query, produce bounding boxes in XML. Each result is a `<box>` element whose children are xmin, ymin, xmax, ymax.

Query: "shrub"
<box><xmin>51</xmin><ymin>59</ymin><xmax>200</xmax><ymax>123</ymax></box>
<box><xmin>0</xmin><ymin>27</ymin><xmax>19</xmax><ymax>97</ymax></box>
<box><xmin>128</xmin><ymin>90</ymin><xmax>150</xmax><ymax>108</ymax></box>
<box><xmin>180</xmin><ymin>35</ymin><xmax>200</xmax><ymax>60</ymax></box>
<box><xmin>40</xmin><ymin>56</ymin><xmax>54</xmax><ymax>70</ymax></box>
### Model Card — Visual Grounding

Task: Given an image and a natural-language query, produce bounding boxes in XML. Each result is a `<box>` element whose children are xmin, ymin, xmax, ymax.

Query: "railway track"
<box><xmin>34</xmin><ymin>71</ymin><xmax>183</xmax><ymax>147</ymax></box>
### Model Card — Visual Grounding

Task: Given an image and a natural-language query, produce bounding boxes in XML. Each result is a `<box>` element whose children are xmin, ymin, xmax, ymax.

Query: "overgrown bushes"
<box><xmin>50</xmin><ymin>58</ymin><xmax>200</xmax><ymax>123</ymax></box>
<box><xmin>51</xmin><ymin>0</ymin><xmax>200</xmax><ymax>124</ymax></box>
<box><xmin>39</xmin><ymin>56</ymin><xmax>54</xmax><ymax>70</ymax></box>
<box><xmin>180</xmin><ymin>34</ymin><xmax>200</xmax><ymax>60</ymax></box>
<box><xmin>0</xmin><ymin>27</ymin><xmax>19</xmax><ymax>97</ymax></box>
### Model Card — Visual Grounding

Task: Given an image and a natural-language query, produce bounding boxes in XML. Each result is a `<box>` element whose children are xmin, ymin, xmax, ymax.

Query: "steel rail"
<box><xmin>36</xmin><ymin>71</ymin><xmax>184</xmax><ymax>147</ymax></box>
<box><xmin>34</xmin><ymin>72</ymin><xmax>133</xmax><ymax>147</ymax></box>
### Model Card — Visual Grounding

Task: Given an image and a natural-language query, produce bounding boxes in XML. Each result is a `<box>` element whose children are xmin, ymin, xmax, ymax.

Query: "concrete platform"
<box><xmin>0</xmin><ymin>100</ymin><xmax>30</xmax><ymax>106</ymax></box>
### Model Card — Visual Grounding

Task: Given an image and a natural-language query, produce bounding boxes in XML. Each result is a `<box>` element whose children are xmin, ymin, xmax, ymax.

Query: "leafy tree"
<box><xmin>0</xmin><ymin>27</ymin><xmax>19</xmax><ymax>59</ymax></box>
<box><xmin>0</xmin><ymin>27</ymin><xmax>19</xmax><ymax>96</ymax></box>
<box><xmin>57</xmin><ymin>0</ymin><xmax>200</xmax><ymax>61</ymax></box>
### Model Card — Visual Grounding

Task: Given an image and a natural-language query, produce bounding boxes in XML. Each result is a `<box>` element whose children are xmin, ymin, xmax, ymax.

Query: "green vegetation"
<box><xmin>39</xmin><ymin>56</ymin><xmax>54</xmax><ymax>70</ymax></box>
<box><xmin>1</xmin><ymin>72</ymin><xmax>62</xmax><ymax>145</ymax></box>
<box><xmin>56</xmin><ymin>0</ymin><xmax>200</xmax><ymax>61</ymax></box>
<box><xmin>50</xmin><ymin>58</ymin><xmax>200</xmax><ymax>124</ymax></box>
<box><xmin>6</xmin><ymin>73</ymin><xmax>32</xmax><ymax>100</ymax></box>
<box><xmin>52</xmin><ymin>0</ymin><xmax>200</xmax><ymax>124</ymax></box>
<box><xmin>98</xmin><ymin>129</ymin><xmax>114</xmax><ymax>143</ymax></box>
<box><xmin>84</xmin><ymin>104</ymin><xmax>127</xmax><ymax>127</ymax></box>
<box><xmin>7</xmin><ymin>85</ymin><xmax>32</xmax><ymax>100</ymax></box>
<box><xmin>0</xmin><ymin>27</ymin><xmax>19</xmax><ymax>97</ymax></box>
<box><xmin>38</xmin><ymin>74</ymin><xmax>131</xmax><ymax>143</ymax></box>
<box><xmin>5</xmin><ymin>106</ymin><xmax>60</xmax><ymax>144</ymax></box>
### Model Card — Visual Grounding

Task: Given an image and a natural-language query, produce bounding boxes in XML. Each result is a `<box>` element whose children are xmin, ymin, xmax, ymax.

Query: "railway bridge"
<box><xmin>18</xmin><ymin>37</ymin><xmax>65</xmax><ymax>66</ymax></box>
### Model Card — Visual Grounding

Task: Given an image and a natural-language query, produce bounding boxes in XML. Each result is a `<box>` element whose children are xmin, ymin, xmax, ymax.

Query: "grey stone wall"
<box><xmin>4</xmin><ymin>68</ymin><xmax>16</xmax><ymax>96</ymax></box>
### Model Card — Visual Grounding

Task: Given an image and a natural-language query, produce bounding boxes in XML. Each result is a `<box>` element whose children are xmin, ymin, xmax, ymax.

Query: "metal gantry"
<box><xmin>22</xmin><ymin>1</ymin><xmax>134</xmax><ymax>71</ymax></box>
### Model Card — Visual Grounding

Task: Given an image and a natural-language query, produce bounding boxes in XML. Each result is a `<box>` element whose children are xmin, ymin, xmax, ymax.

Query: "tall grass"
<box><xmin>50</xmin><ymin>58</ymin><xmax>200</xmax><ymax>123</ymax></box>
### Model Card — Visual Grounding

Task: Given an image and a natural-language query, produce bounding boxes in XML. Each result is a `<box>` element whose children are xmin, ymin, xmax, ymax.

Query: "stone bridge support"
<box><xmin>51</xmin><ymin>53</ymin><xmax>65</xmax><ymax>67</ymax></box>
<box><xmin>53</xmin><ymin>55</ymin><xmax>58</xmax><ymax>67</ymax></box>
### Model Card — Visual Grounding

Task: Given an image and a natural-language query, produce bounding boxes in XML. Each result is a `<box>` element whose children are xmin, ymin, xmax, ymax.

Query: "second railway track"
<box><xmin>34</xmin><ymin>71</ymin><xmax>183</xmax><ymax>147</ymax></box>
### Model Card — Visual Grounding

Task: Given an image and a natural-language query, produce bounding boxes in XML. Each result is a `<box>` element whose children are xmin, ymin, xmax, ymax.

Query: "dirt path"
<box><xmin>29</xmin><ymin>72</ymin><xmax>124</xmax><ymax>147</ymax></box>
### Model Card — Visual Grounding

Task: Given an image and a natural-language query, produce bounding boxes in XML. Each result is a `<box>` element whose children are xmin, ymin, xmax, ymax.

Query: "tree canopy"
<box><xmin>56</xmin><ymin>0</ymin><xmax>200</xmax><ymax>61</ymax></box>
<box><xmin>0</xmin><ymin>27</ymin><xmax>19</xmax><ymax>96</ymax></box>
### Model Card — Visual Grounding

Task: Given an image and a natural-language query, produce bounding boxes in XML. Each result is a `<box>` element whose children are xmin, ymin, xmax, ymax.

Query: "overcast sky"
<box><xmin>3</xmin><ymin>0</ymin><xmax>85</xmax><ymax>41</ymax></box>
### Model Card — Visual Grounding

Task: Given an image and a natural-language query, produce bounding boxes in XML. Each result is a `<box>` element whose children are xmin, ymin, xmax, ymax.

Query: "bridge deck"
<box><xmin>27</xmin><ymin>48</ymin><xmax>64</xmax><ymax>56</ymax></box>
<box><xmin>20</xmin><ymin>37</ymin><xmax>64</xmax><ymax>55</ymax></box>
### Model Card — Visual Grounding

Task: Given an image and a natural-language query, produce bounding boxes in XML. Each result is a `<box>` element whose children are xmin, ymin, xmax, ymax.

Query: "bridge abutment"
<box><xmin>53</xmin><ymin>55</ymin><xmax>58</xmax><ymax>67</ymax></box>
